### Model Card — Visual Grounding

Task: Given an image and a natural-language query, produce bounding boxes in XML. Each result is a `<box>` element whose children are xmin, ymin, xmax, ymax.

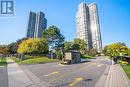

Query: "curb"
<box><xmin>104</xmin><ymin>65</ymin><xmax>112</xmax><ymax>87</ymax></box>
<box><xmin>95</xmin><ymin>65</ymin><xmax>110</xmax><ymax>87</ymax></box>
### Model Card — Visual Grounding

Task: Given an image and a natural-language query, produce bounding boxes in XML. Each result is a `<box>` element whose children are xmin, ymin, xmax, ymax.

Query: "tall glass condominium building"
<box><xmin>76</xmin><ymin>2</ymin><xmax>102</xmax><ymax>52</ymax></box>
<box><xmin>26</xmin><ymin>11</ymin><xmax>47</xmax><ymax>38</ymax></box>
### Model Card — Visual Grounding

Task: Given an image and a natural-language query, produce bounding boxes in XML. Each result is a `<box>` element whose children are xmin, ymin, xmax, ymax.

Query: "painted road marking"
<box><xmin>44</xmin><ymin>71</ymin><xmax>59</xmax><ymax>76</ymax></box>
<box><xmin>97</xmin><ymin>64</ymin><xmax>102</xmax><ymax>67</ymax></box>
<box><xmin>58</xmin><ymin>64</ymin><xmax>69</xmax><ymax>66</ymax></box>
<box><xmin>69</xmin><ymin>77</ymin><xmax>83</xmax><ymax>86</ymax></box>
<box><xmin>0</xmin><ymin>66</ymin><xmax>5</xmax><ymax>67</ymax></box>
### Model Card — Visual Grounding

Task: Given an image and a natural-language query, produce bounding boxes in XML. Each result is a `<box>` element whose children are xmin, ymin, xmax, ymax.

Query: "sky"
<box><xmin>0</xmin><ymin>0</ymin><xmax>130</xmax><ymax>48</ymax></box>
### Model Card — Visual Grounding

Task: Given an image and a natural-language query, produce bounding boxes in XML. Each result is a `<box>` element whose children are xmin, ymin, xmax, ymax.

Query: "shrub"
<box><xmin>57</xmin><ymin>52</ymin><xmax>62</xmax><ymax>60</ymax></box>
<box><xmin>122</xmin><ymin>61</ymin><xmax>129</xmax><ymax>65</ymax></box>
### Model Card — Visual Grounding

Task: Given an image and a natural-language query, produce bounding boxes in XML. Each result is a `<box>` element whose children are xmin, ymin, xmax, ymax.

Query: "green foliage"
<box><xmin>122</xmin><ymin>64</ymin><xmax>130</xmax><ymax>79</ymax></box>
<box><xmin>0</xmin><ymin>57</ymin><xmax>7</xmax><ymax>66</ymax></box>
<box><xmin>63</xmin><ymin>41</ymin><xmax>73</xmax><ymax>51</ymax></box>
<box><xmin>81</xmin><ymin>54</ymin><xmax>95</xmax><ymax>59</ymax></box>
<box><xmin>12</xmin><ymin>56</ymin><xmax>58</xmax><ymax>65</ymax></box>
<box><xmin>72</xmin><ymin>43</ymin><xmax>80</xmax><ymax>51</ymax></box>
<box><xmin>103</xmin><ymin>42</ymin><xmax>128</xmax><ymax>57</ymax></box>
<box><xmin>63</xmin><ymin>38</ymin><xmax>87</xmax><ymax>54</ymax></box>
<box><xmin>73</xmin><ymin>38</ymin><xmax>87</xmax><ymax>54</ymax></box>
<box><xmin>42</xmin><ymin>25</ymin><xmax>65</xmax><ymax>49</ymax></box>
<box><xmin>7</xmin><ymin>42</ymin><xmax>17</xmax><ymax>54</ymax></box>
<box><xmin>127</xmin><ymin>49</ymin><xmax>130</xmax><ymax>56</ymax></box>
<box><xmin>57</xmin><ymin>51</ymin><xmax>62</xmax><ymax>60</ymax></box>
<box><xmin>17</xmin><ymin>38</ymin><xmax>48</xmax><ymax>54</ymax></box>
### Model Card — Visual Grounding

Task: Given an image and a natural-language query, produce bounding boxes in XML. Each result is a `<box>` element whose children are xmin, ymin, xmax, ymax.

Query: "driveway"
<box><xmin>21</xmin><ymin>56</ymin><xmax>111</xmax><ymax>87</ymax></box>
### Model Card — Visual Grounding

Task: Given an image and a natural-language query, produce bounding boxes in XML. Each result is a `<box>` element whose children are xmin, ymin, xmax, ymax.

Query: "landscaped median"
<box><xmin>12</xmin><ymin>55</ymin><xmax>58</xmax><ymax>65</ymax></box>
<box><xmin>0</xmin><ymin>57</ymin><xmax>7</xmax><ymax>66</ymax></box>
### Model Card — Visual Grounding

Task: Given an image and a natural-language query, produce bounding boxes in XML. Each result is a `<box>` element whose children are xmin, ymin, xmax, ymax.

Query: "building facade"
<box><xmin>76</xmin><ymin>2</ymin><xmax>102</xmax><ymax>52</ymax></box>
<box><xmin>26</xmin><ymin>12</ymin><xmax>36</xmax><ymax>38</ymax></box>
<box><xmin>26</xmin><ymin>11</ymin><xmax>47</xmax><ymax>38</ymax></box>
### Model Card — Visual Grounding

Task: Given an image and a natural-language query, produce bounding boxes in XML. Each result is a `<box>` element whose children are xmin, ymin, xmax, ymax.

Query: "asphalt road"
<box><xmin>21</xmin><ymin>56</ymin><xmax>111</xmax><ymax>87</ymax></box>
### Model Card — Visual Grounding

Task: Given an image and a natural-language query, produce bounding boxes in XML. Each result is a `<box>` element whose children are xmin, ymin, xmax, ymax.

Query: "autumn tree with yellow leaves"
<box><xmin>103</xmin><ymin>42</ymin><xmax>128</xmax><ymax>57</ymax></box>
<box><xmin>17</xmin><ymin>38</ymin><xmax>48</xmax><ymax>54</ymax></box>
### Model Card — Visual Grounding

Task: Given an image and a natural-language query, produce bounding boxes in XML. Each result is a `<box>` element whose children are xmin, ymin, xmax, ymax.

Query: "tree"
<box><xmin>57</xmin><ymin>51</ymin><xmax>62</xmax><ymax>60</ymax></box>
<box><xmin>16</xmin><ymin>38</ymin><xmax>28</xmax><ymax>52</ymax></box>
<box><xmin>7</xmin><ymin>42</ymin><xmax>17</xmax><ymax>54</ymax></box>
<box><xmin>62</xmin><ymin>38</ymin><xmax>87</xmax><ymax>54</ymax></box>
<box><xmin>7</xmin><ymin>38</ymin><xmax>28</xmax><ymax>54</ymax></box>
<box><xmin>42</xmin><ymin>25</ymin><xmax>65</xmax><ymax>49</ymax></box>
<box><xmin>0</xmin><ymin>45</ymin><xmax>9</xmax><ymax>55</ymax></box>
<box><xmin>87</xmin><ymin>49</ymin><xmax>97</xmax><ymax>57</ymax></box>
<box><xmin>73</xmin><ymin>38</ymin><xmax>87</xmax><ymax>54</ymax></box>
<box><xmin>103</xmin><ymin>42</ymin><xmax>128</xmax><ymax>57</ymax></box>
<box><xmin>63</xmin><ymin>41</ymin><xmax>73</xmax><ymax>51</ymax></box>
<box><xmin>103</xmin><ymin>46</ymin><xmax>109</xmax><ymax>55</ymax></box>
<box><xmin>127</xmin><ymin>49</ymin><xmax>130</xmax><ymax>56</ymax></box>
<box><xmin>72</xmin><ymin>43</ymin><xmax>80</xmax><ymax>51</ymax></box>
<box><xmin>17</xmin><ymin>38</ymin><xmax>48</xmax><ymax>54</ymax></box>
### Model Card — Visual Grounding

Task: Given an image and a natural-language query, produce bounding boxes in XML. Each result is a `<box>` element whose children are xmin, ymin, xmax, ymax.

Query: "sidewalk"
<box><xmin>6</xmin><ymin>58</ymin><xmax>47</xmax><ymax>87</ymax></box>
<box><xmin>104</xmin><ymin>64</ymin><xmax>130</xmax><ymax>87</ymax></box>
<box><xmin>0</xmin><ymin>66</ymin><xmax>8</xmax><ymax>87</ymax></box>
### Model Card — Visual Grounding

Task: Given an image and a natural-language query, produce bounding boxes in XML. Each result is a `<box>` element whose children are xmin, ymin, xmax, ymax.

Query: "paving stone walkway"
<box><xmin>104</xmin><ymin>64</ymin><xmax>130</xmax><ymax>87</ymax></box>
<box><xmin>7</xmin><ymin>58</ymin><xmax>46</xmax><ymax>87</ymax></box>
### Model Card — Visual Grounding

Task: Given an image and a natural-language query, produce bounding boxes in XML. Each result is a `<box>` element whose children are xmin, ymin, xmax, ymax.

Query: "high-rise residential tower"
<box><xmin>76</xmin><ymin>2</ymin><xmax>102</xmax><ymax>52</ymax></box>
<box><xmin>26</xmin><ymin>11</ymin><xmax>47</xmax><ymax>38</ymax></box>
<box><xmin>26</xmin><ymin>12</ymin><xmax>36</xmax><ymax>38</ymax></box>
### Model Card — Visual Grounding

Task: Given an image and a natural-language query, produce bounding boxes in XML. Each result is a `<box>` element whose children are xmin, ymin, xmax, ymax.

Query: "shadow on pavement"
<box><xmin>7</xmin><ymin>62</ymin><xmax>15</xmax><ymax>64</ymax></box>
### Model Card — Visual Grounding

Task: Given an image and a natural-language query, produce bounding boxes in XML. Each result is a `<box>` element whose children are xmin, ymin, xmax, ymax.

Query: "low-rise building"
<box><xmin>64</xmin><ymin>51</ymin><xmax>81</xmax><ymax>64</ymax></box>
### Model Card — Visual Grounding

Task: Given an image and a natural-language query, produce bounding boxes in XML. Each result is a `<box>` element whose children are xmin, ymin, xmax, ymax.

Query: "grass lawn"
<box><xmin>0</xmin><ymin>57</ymin><xmax>7</xmax><ymax>66</ymax></box>
<box><xmin>122</xmin><ymin>64</ymin><xmax>130</xmax><ymax>79</ymax></box>
<box><xmin>82</xmin><ymin>54</ymin><xmax>95</xmax><ymax>59</ymax></box>
<box><xmin>12</xmin><ymin>56</ymin><xmax>58</xmax><ymax>65</ymax></box>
